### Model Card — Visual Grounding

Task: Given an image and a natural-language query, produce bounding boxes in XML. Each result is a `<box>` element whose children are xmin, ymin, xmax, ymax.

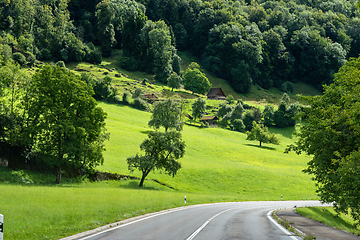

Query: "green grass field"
<box><xmin>0</xmin><ymin>102</ymin><xmax>318</xmax><ymax>239</ymax></box>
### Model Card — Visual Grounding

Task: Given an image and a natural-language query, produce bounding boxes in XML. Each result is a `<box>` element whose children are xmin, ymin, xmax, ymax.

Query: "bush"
<box><xmin>55</xmin><ymin>61</ymin><xmax>66</xmax><ymax>68</ymax></box>
<box><xmin>122</xmin><ymin>92</ymin><xmax>130</xmax><ymax>104</ymax></box>
<box><xmin>231</xmin><ymin>119</ymin><xmax>245</xmax><ymax>132</ymax></box>
<box><xmin>27</xmin><ymin>53</ymin><xmax>36</xmax><ymax>67</ymax></box>
<box><xmin>119</xmin><ymin>56</ymin><xmax>138</xmax><ymax>71</ymax></box>
<box><xmin>281</xmin><ymin>81</ymin><xmax>294</xmax><ymax>93</ymax></box>
<box><xmin>12</xmin><ymin>52</ymin><xmax>26</xmax><ymax>66</ymax></box>
<box><xmin>86</xmin><ymin>51</ymin><xmax>102</xmax><ymax>64</ymax></box>
<box><xmin>41</xmin><ymin>48</ymin><xmax>52</xmax><ymax>60</ymax></box>
<box><xmin>133</xmin><ymin>97</ymin><xmax>148</xmax><ymax>110</ymax></box>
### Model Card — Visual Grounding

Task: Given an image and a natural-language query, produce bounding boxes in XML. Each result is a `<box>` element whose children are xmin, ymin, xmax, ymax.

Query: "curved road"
<box><xmin>73</xmin><ymin>201</ymin><xmax>327</xmax><ymax>240</ymax></box>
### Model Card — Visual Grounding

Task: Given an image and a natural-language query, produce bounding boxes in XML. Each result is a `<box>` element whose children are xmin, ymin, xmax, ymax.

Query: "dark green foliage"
<box><xmin>12</xmin><ymin>52</ymin><xmax>26</xmax><ymax>66</ymax></box>
<box><xmin>286</xmin><ymin>57</ymin><xmax>360</xmax><ymax>223</ymax></box>
<box><xmin>119</xmin><ymin>56</ymin><xmax>139</xmax><ymax>71</ymax></box>
<box><xmin>243</xmin><ymin>110</ymin><xmax>256</xmax><ymax>131</ymax></box>
<box><xmin>122</xmin><ymin>92</ymin><xmax>130</xmax><ymax>104</ymax></box>
<box><xmin>27</xmin><ymin>53</ymin><xmax>36</xmax><ymax>67</ymax></box>
<box><xmin>231</xmin><ymin>119</ymin><xmax>245</xmax><ymax>132</ymax></box>
<box><xmin>273</xmin><ymin>100</ymin><xmax>297</xmax><ymax>128</ymax></box>
<box><xmin>86</xmin><ymin>51</ymin><xmax>102</xmax><ymax>65</ymax></box>
<box><xmin>172</xmin><ymin>54</ymin><xmax>181</xmax><ymax>75</ymax></box>
<box><xmin>263</xmin><ymin>105</ymin><xmax>275</xmax><ymax>127</ymax></box>
<box><xmin>217</xmin><ymin>103</ymin><xmax>233</xmax><ymax>119</ymax></box>
<box><xmin>281</xmin><ymin>81</ymin><xmax>294</xmax><ymax>93</ymax></box>
<box><xmin>96</xmin><ymin>0</ymin><xmax>116</xmax><ymax>57</ymax></box>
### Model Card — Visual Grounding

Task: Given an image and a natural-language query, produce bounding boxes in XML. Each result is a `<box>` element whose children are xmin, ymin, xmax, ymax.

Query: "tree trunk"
<box><xmin>56</xmin><ymin>165</ymin><xmax>62</xmax><ymax>184</ymax></box>
<box><xmin>139</xmin><ymin>173</ymin><xmax>146</xmax><ymax>187</ymax></box>
<box><xmin>139</xmin><ymin>169</ymin><xmax>151</xmax><ymax>187</ymax></box>
<box><xmin>259</xmin><ymin>141</ymin><xmax>262</xmax><ymax>147</ymax></box>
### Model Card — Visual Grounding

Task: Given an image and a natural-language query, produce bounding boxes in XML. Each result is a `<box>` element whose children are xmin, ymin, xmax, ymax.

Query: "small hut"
<box><xmin>207</xmin><ymin>88</ymin><xmax>226</xmax><ymax>100</ymax></box>
<box><xmin>200</xmin><ymin>115</ymin><xmax>219</xmax><ymax>127</ymax></box>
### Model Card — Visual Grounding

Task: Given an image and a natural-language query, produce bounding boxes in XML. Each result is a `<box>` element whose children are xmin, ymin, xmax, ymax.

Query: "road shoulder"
<box><xmin>275</xmin><ymin>208</ymin><xmax>360</xmax><ymax>240</ymax></box>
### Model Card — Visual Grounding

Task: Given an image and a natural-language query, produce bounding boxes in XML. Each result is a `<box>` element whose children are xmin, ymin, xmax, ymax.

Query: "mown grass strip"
<box><xmin>296</xmin><ymin>207</ymin><xmax>360</xmax><ymax>236</ymax></box>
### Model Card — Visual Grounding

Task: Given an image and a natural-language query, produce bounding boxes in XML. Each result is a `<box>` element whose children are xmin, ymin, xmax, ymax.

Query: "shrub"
<box><xmin>119</xmin><ymin>56</ymin><xmax>138</xmax><ymax>71</ymax></box>
<box><xmin>122</xmin><ymin>92</ymin><xmax>130</xmax><ymax>104</ymax></box>
<box><xmin>281</xmin><ymin>81</ymin><xmax>294</xmax><ymax>93</ymax></box>
<box><xmin>231</xmin><ymin>119</ymin><xmax>245</xmax><ymax>132</ymax></box>
<box><xmin>55</xmin><ymin>61</ymin><xmax>66</xmax><ymax>68</ymax></box>
<box><xmin>27</xmin><ymin>53</ymin><xmax>36</xmax><ymax>67</ymax></box>
<box><xmin>133</xmin><ymin>97</ymin><xmax>148</xmax><ymax>110</ymax></box>
<box><xmin>12</xmin><ymin>52</ymin><xmax>26</xmax><ymax>66</ymax></box>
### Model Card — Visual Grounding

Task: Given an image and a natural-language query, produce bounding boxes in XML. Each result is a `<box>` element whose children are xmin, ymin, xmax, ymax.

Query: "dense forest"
<box><xmin>1</xmin><ymin>0</ymin><xmax>359</xmax><ymax>93</ymax></box>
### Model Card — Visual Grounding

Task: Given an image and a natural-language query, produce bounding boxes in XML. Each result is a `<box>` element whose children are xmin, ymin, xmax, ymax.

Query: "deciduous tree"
<box><xmin>127</xmin><ymin>130</ymin><xmax>185</xmax><ymax>187</ymax></box>
<box><xmin>286</xmin><ymin>57</ymin><xmax>360</xmax><ymax>222</ymax></box>
<box><xmin>148</xmin><ymin>99</ymin><xmax>182</xmax><ymax>132</ymax></box>
<box><xmin>24</xmin><ymin>64</ymin><xmax>108</xmax><ymax>184</ymax></box>
<box><xmin>183</xmin><ymin>66</ymin><xmax>211</xmax><ymax>94</ymax></box>
<box><xmin>246</xmin><ymin>121</ymin><xmax>279</xmax><ymax>147</ymax></box>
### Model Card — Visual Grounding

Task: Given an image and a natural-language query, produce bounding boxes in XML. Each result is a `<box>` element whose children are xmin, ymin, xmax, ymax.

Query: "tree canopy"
<box><xmin>24</xmin><ymin>64</ymin><xmax>108</xmax><ymax>184</ymax></box>
<box><xmin>148</xmin><ymin>99</ymin><xmax>182</xmax><ymax>132</ymax></box>
<box><xmin>246</xmin><ymin>121</ymin><xmax>280</xmax><ymax>147</ymax></box>
<box><xmin>183</xmin><ymin>66</ymin><xmax>212</xmax><ymax>94</ymax></box>
<box><xmin>286</xmin><ymin>56</ymin><xmax>360</xmax><ymax>222</ymax></box>
<box><xmin>127</xmin><ymin>130</ymin><xmax>185</xmax><ymax>187</ymax></box>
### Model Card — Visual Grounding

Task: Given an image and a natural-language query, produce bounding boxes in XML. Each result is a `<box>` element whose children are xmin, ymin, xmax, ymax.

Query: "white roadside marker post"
<box><xmin>0</xmin><ymin>214</ymin><xmax>3</xmax><ymax>240</ymax></box>
<box><xmin>184</xmin><ymin>196</ymin><xmax>186</xmax><ymax>205</ymax></box>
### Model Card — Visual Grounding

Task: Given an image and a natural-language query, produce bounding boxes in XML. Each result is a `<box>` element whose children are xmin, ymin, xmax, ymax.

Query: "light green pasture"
<box><xmin>0</xmin><ymin>102</ymin><xmax>317</xmax><ymax>239</ymax></box>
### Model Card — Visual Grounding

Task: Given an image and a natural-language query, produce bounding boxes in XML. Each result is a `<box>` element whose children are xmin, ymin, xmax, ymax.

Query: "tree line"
<box><xmin>1</xmin><ymin>0</ymin><xmax>360</xmax><ymax>93</ymax></box>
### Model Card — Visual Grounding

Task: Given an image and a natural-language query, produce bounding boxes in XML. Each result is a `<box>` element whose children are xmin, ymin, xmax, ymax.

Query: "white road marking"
<box><xmin>186</xmin><ymin>208</ymin><xmax>238</xmax><ymax>240</ymax></box>
<box><xmin>267</xmin><ymin>210</ymin><xmax>299</xmax><ymax>240</ymax></box>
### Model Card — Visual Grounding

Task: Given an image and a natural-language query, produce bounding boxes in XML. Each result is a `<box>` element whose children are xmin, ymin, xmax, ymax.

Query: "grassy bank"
<box><xmin>296</xmin><ymin>207</ymin><xmax>360</xmax><ymax>236</ymax></box>
<box><xmin>0</xmin><ymin>102</ymin><xmax>317</xmax><ymax>239</ymax></box>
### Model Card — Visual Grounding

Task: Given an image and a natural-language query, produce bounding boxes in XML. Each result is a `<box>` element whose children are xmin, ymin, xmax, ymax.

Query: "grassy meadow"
<box><xmin>0</xmin><ymin>101</ymin><xmax>318</xmax><ymax>239</ymax></box>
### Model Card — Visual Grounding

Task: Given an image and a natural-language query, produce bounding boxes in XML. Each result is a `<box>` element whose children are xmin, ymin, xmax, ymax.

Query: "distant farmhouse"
<box><xmin>200</xmin><ymin>115</ymin><xmax>219</xmax><ymax>127</ymax></box>
<box><xmin>207</xmin><ymin>88</ymin><xmax>226</xmax><ymax>100</ymax></box>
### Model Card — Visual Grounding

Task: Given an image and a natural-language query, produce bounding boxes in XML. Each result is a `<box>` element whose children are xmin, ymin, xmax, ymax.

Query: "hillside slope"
<box><xmin>98</xmin><ymin>102</ymin><xmax>317</xmax><ymax>200</ymax></box>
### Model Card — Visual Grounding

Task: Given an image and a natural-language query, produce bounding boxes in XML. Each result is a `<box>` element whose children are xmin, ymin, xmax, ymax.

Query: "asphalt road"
<box><xmin>68</xmin><ymin>200</ymin><xmax>327</xmax><ymax>240</ymax></box>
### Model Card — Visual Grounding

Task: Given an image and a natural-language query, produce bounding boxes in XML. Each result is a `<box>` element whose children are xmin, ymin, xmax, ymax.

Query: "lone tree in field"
<box><xmin>127</xmin><ymin>131</ymin><xmax>185</xmax><ymax>187</ymax></box>
<box><xmin>25</xmin><ymin>64</ymin><xmax>108</xmax><ymax>184</ymax></box>
<box><xmin>246</xmin><ymin>121</ymin><xmax>279</xmax><ymax>147</ymax></box>
<box><xmin>286</xmin><ymin>56</ymin><xmax>360</xmax><ymax>223</ymax></box>
<box><xmin>129</xmin><ymin>98</ymin><xmax>186</xmax><ymax>187</ymax></box>
<box><xmin>148</xmin><ymin>99</ymin><xmax>182</xmax><ymax>132</ymax></box>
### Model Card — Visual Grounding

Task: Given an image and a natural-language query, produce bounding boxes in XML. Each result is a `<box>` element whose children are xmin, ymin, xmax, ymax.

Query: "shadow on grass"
<box><xmin>119</xmin><ymin>180</ymin><xmax>164</xmax><ymax>191</ymax></box>
<box><xmin>307</xmin><ymin>207</ymin><xmax>356</xmax><ymax>230</ymax></box>
<box><xmin>244</xmin><ymin>143</ymin><xmax>277</xmax><ymax>151</ymax></box>
<box><xmin>140</xmin><ymin>130</ymin><xmax>151</xmax><ymax>135</ymax></box>
<box><xmin>269</xmin><ymin>126</ymin><xmax>296</xmax><ymax>139</ymax></box>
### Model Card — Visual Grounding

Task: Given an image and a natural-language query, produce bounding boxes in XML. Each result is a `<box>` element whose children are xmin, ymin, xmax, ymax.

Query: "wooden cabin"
<box><xmin>207</xmin><ymin>88</ymin><xmax>226</xmax><ymax>100</ymax></box>
<box><xmin>200</xmin><ymin>115</ymin><xmax>219</xmax><ymax>126</ymax></box>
